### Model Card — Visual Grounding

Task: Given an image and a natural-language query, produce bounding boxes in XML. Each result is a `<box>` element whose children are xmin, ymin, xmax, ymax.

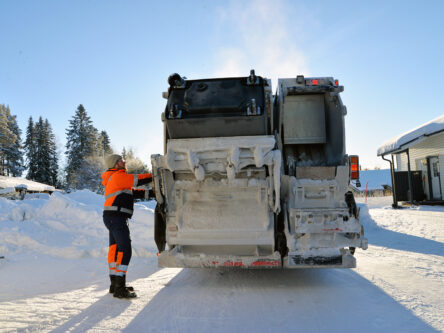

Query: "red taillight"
<box><xmin>312</xmin><ymin>79</ymin><xmax>319</xmax><ymax>85</ymax></box>
<box><xmin>335</xmin><ymin>80</ymin><xmax>339</xmax><ymax>86</ymax></box>
<box><xmin>350</xmin><ymin>155</ymin><xmax>359</xmax><ymax>180</ymax></box>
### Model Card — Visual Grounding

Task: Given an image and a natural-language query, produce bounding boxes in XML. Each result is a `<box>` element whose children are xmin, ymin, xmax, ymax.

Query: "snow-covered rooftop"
<box><xmin>377</xmin><ymin>114</ymin><xmax>444</xmax><ymax>156</ymax></box>
<box><xmin>0</xmin><ymin>176</ymin><xmax>55</xmax><ymax>192</ymax></box>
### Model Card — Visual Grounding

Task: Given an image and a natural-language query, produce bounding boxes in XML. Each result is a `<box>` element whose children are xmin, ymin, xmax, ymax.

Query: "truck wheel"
<box><xmin>154</xmin><ymin>204</ymin><xmax>166</xmax><ymax>252</ymax></box>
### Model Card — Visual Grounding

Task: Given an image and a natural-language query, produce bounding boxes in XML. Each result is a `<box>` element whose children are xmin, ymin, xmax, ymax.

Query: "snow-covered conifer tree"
<box><xmin>24</xmin><ymin>116</ymin><xmax>39</xmax><ymax>180</ymax></box>
<box><xmin>5</xmin><ymin>110</ymin><xmax>25</xmax><ymax>176</ymax></box>
<box><xmin>65</xmin><ymin>104</ymin><xmax>101</xmax><ymax>190</ymax></box>
<box><xmin>97</xmin><ymin>130</ymin><xmax>113</xmax><ymax>158</ymax></box>
<box><xmin>44</xmin><ymin>119</ymin><xmax>59</xmax><ymax>187</ymax></box>
<box><xmin>33</xmin><ymin>117</ymin><xmax>51</xmax><ymax>184</ymax></box>
<box><xmin>121</xmin><ymin>147</ymin><xmax>150</xmax><ymax>174</ymax></box>
<box><xmin>25</xmin><ymin>116</ymin><xmax>59</xmax><ymax>186</ymax></box>
<box><xmin>70</xmin><ymin>155</ymin><xmax>105</xmax><ymax>193</ymax></box>
<box><xmin>0</xmin><ymin>104</ymin><xmax>18</xmax><ymax>176</ymax></box>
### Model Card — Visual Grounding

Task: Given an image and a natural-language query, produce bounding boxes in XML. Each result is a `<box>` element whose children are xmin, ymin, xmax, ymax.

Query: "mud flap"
<box><xmin>154</xmin><ymin>204</ymin><xmax>166</xmax><ymax>252</ymax></box>
<box><xmin>274</xmin><ymin>208</ymin><xmax>288</xmax><ymax>258</ymax></box>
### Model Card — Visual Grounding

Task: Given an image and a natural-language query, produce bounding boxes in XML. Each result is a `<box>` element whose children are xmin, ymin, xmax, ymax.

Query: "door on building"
<box><xmin>418</xmin><ymin>159</ymin><xmax>430</xmax><ymax>200</ymax></box>
<box><xmin>429</xmin><ymin>157</ymin><xmax>442</xmax><ymax>200</ymax></box>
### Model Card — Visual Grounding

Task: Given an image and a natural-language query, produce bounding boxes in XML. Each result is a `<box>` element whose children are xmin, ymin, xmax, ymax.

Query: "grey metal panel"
<box><xmin>166</xmin><ymin>115</ymin><xmax>267</xmax><ymax>139</ymax></box>
<box><xmin>282</xmin><ymin>94</ymin><xmax>326</xmax><ymax>144</ymax></box>
<box><xmin>165</xmin><ymin>76</ymin><xmax>269</xmax><ymax>139</ymax></box>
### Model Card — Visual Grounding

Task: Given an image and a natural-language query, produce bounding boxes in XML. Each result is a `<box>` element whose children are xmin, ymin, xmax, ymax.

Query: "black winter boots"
<box><xmin>109</xmin><ymin>275</ymin><xmax>133</xmax><ymax>293</ymax></box>
<box><xmin>109</xmin><ymin>275</ymin><xmax>136</xmax><ymax>298</ymax></box>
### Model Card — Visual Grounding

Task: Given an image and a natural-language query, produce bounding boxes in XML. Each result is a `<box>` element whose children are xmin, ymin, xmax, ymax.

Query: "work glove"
<box><xmin>145</xmin><ymin>188</ymin><xmax>156</xmax><ymax>200</ymax></box>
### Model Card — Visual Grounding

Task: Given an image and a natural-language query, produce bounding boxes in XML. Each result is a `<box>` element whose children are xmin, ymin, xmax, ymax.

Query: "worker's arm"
<box><xmin>133</xmin><ymin>173</ymin><xmax>152</xmax><ymax>186</ymax></box>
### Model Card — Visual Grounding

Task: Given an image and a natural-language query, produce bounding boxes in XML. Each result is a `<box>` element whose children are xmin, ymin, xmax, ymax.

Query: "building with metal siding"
<box><xmin>377</xmin><ymin>115</ymin><xmax>444</xmax><ymax>206</ymax></box>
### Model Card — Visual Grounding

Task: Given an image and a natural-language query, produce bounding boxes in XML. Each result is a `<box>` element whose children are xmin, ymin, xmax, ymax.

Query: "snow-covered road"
<box><xmin>0</xmin><ymin>194</ymin><xmax>443</xmax><ymax>332</ymax></box>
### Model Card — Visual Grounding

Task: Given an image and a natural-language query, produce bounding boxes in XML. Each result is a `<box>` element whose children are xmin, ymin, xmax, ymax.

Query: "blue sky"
<box><xmin>1</xmin><ymin>0</ymin><xmax>443</xmax><ymax>169</ymax></box>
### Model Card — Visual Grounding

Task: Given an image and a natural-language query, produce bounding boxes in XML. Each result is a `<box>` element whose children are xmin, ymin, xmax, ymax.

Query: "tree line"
<box><xmin>0</xmin><ymin>103</ymin><xmax>149</xmax><ymax>191</ymax></box>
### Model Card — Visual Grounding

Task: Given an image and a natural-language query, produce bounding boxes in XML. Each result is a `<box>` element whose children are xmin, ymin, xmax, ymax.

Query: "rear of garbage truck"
<box><xmin>151</xmin><ymin>71</ymin><xmax>367</xmax><ymax>268</ymax></box>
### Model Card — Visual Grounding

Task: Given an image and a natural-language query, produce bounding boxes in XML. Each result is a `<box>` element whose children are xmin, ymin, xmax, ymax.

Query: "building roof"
<box><xmin>0</xmin><ymin>176</ymin><xmax>55</xmax><ymax>192</ymax></box>
<box><xmin>377</xmin><ymin>114</ymin><xmax>444</xmax><ymax>156</ymax></box>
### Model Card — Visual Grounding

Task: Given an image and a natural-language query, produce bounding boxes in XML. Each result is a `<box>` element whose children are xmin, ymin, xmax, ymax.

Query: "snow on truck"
<box><xmin>151</xmin><ymin>70</ymin><xmax>368</xmax><ymax>269</ymax></box>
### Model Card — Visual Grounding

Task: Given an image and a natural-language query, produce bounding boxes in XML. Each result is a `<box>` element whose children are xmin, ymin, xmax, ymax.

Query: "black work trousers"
<box><xmin>103</xmin><ymin>215</ymin><xmax>132</xmax><ymax>273</ymax></box>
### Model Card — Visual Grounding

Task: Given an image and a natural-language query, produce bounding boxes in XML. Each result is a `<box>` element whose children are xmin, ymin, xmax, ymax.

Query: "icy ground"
<box><xmin>0</xmin><ymin>192</ymin><xmax>443</xmax><ymax>332</ymax></box>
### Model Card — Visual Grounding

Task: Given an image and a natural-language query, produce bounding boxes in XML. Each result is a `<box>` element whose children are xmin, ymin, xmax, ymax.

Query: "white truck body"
<box><xmin>151</xmin><ymin>71</ymin><xmax>367</xmax><ymax>268</ymax></box>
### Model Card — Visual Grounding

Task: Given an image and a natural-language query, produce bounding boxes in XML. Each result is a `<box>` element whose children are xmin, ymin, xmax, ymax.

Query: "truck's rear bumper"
<box><xmin>283</xmin><ymin>252</ymin><xmax>356</xmax><ymax>268</ymax></box>
<box><xmin>158</xmin><ymin>247</ymin><xmax>282</xmax><ymax>268</ymax></box>
<box><xmin>158</xmin><ymin>247</ymin><xmax>357</xmax><ymax>269</ymax></box>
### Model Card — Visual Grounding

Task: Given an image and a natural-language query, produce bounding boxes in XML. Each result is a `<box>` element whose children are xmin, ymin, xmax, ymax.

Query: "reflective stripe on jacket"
<box><xmin>101</xmin><ymin>168</ymin><xmax>152</xmax><ymax>218</ymax></box>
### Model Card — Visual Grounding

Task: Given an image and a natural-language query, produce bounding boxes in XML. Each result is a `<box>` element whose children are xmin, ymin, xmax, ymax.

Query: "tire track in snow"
<box><xmin>123</xmin><ymin>268</ymin><xmax>435</xmax><ymax>332</ymax></box>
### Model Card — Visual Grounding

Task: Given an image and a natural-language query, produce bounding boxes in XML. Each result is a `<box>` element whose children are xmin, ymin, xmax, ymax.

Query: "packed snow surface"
<box><xmin>0</xmin><ymin>192</ymin><xmax>443</xmax><ymax>332</ymax></box>
<box><xmin>377</xmin><ymin>114</ymin><xmax>444</xmax><ymax>156</ymax></box>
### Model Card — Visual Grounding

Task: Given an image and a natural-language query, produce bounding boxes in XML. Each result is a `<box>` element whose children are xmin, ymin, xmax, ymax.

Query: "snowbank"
<box><xmin>0</xmin><ymin>190</ymin><xmax>157</xmax><ymax>259</ymax></box>
<box><xmin>377</xmin><ymin>114</ymin><xmax>444</xmax><ymax>156</ymax></box>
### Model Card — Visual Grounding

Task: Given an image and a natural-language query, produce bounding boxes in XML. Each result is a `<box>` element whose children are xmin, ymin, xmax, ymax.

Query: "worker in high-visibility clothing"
<box><xmin>101</xmin><ymin>154</ymin><xmax>153</xmax><ymax>298</ymax></box>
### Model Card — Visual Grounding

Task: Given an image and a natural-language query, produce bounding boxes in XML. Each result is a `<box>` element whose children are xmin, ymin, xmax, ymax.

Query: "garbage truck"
<box><xmin>151</xmin><ymin>70</ymin><xmax>368</xmax><ymax>268</ymax></box>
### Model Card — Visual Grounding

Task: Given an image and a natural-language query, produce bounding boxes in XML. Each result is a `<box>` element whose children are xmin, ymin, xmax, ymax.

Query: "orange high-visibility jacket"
<box><xmin>101</xmin><ymin>168</ymin><xmax>152</xmax><ymax>218</ymax></box>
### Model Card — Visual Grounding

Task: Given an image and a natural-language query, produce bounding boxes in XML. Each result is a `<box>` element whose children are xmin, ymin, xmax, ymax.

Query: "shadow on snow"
<box><xmin>360</xmin><ymin>206</ymin><xmax>444</xmax><ymax>257</ymax></box>
<box><xmin>50</xmin><ymin>258</ymin><xmax>160</xmax><ymax>333</ymax></box>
